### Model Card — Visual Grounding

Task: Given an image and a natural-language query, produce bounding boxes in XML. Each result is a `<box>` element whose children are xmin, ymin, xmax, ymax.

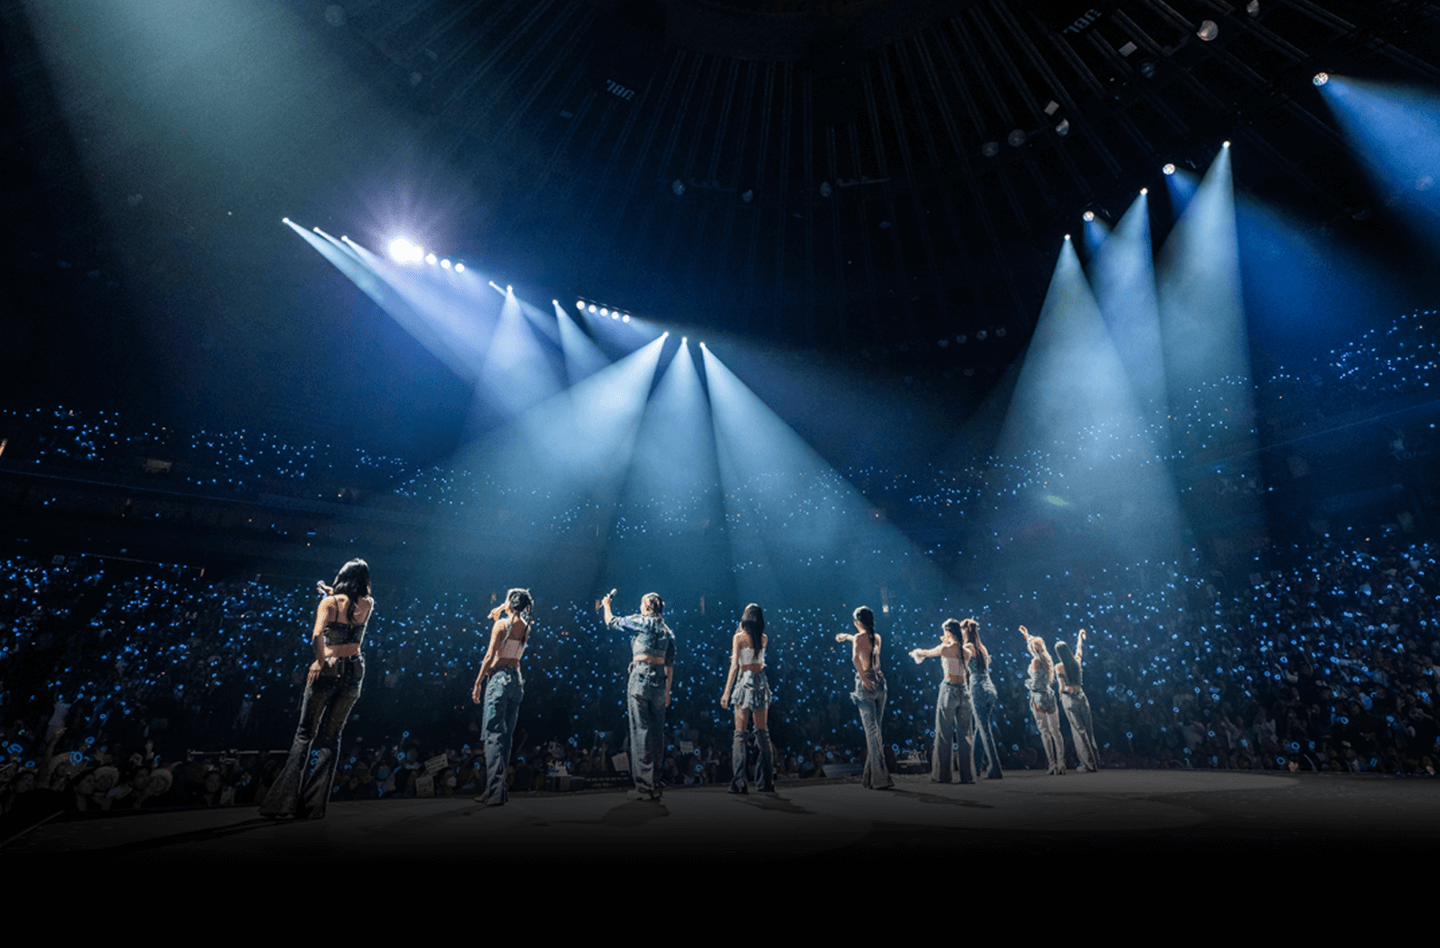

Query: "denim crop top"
<box><xmin>608</xmin><ymin>614</ymin><xmax>675</xmax><ymax>665</ymax></box>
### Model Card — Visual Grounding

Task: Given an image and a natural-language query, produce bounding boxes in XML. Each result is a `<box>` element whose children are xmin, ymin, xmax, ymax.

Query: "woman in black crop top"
<box><xmin>259</xmin><ymin>558</ymin><xmax>374</xmax><ymax>820</ymax></box>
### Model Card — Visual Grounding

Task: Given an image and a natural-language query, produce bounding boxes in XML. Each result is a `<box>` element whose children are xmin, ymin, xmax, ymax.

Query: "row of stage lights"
<box><xmin>388</xmin><ymin>237</ymin><xmax>465</xmax><ymax>272</ymax></box>
<box><xmin>575</xmin><ymin>299</ymin><xmax>633</xmax><ymax>323</ymax></box>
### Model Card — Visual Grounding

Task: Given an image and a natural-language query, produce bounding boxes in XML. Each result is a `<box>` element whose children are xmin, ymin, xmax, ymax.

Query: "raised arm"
<box><xmin>602</xmin><ymin>592</ymin><xmax>616</xmax><ymax>626</ymax></box>
<box><xmin>1075</xmin><ymin>628</ymin><xmax>1087</xmax><ymax>664</ymax></box>
<box><xmin>909</xmin><ymin>643</ymin><xmax>945</xmax><ymax>662</ymax></box>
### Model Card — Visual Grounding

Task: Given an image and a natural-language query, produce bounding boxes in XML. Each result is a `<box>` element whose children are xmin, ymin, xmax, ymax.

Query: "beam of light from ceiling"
<box><xmin>1088</xmin><ymin>192</ymin><xmax>1169</xmax><ymax>428</ymax></box>
<box><xmin>1155</xmin><ymin>145</ymin><xmax>1264</xmax><ymax>540</ymax></box>
<box><xmin>1165</xmin><ymin>166</ymin><xmax>1200</xmax><ymax>215</ymax></box>
<box><xmin>476</xmin><ymin>287</ymin><xmax>564</xmax><ymax>418</ymax></box>
<box><xmin>285</xmin><ymin>221</ymin><xmax>477</xmax><ymax>381</ymax></box>
<box><xmin>1318</xmin><ymin>77</ymin><xmax>1440</xmax><ymax>260</ymax></box>
<box><xmin>419</xmin><ymin>333</ymin><xmax>668</xmax><ymax>596</ymax></box>
<box><xmin>1157</xmin><ymin>146</ymin><xmax>1254</xmax><ymax>416</ymax></box>
<box><xmin>618</xmin><ymin>339</ymin><xmax>727</xmax><ymax>595</ymax></box>
<box><xmin>338</xmin><ymin>236</ymin><xmax>504</xmax><ymax>376</ymax></box>
<box><xmin>998</xmin><ymin>238</ymin><xmax>1184</xmax><ymax>564</ymax></box>
<box><xmin>701</xmin><ymin>343</ymin><xmax>951</xmax><ymax>610</ymax></box>
<box><xmin>554</xmin><ymin>300</ymin><xmax>611</xmax><ymax>384</ymax></box>
<box><xmin>1081</xmin><ymin>214</ymin><xmax>1111</xmax><ymax>256</ymax></box>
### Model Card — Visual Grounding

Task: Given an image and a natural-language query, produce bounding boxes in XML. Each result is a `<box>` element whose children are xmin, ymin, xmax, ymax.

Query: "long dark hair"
<box><xmin>505</xmin><ymin>587</ymin><xmax>533</xmax><ymax>634</ymax></box>
<box><xmin>960</xmin><ymin>618</ymin><xmax>986</xmax><ymax>672</ymax></box>
<box><xmin>1055</xmin><ymin>640</ymin><xmax>1080</xmax><ymax>683</ymax></box>
<box><xmin>852</xmin><ymin>605</ymin><xmax>879</xmax><ymax>664</ymax></box>
<box><xmin>740</xmin><ymin>603</ymin><xmax>765</xmax><ymax>654</ymax></box>
<box><xmin>333</xmin><ymin>559</ymin><xmax>371</xmax><ymax>624</ymax></box>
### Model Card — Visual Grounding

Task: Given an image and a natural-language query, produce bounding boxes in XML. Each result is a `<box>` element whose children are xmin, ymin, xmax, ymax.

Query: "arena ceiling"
<box><xmin>305</xmin><ymin>0</ymin><xmax>1440</xmax><ymax>353</ymax></box>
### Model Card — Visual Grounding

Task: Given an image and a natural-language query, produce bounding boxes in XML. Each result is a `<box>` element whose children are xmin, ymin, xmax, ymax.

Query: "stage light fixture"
<box><xmin>1247</xmin><ymin>1</ymin><xmax>1260</xmax><ymax>14</ymax></box>
<box><xmin>610</xmin><ymin>312</ymin><xmax>620</xmax><ymax>320</ymax></box>
<box><xmin>576</xmin><ymin>301</ymin><xmax>585</xmax><ymax>310</ymax></box>
<box><xmin>1163</xmin><ymin>163</ymin><xmax>1176</xmax><ymax>175</ymax></box>
<box><xmin>1140</xmin><ymin>187</ymin><xmax>1148</xmax><ymax>195</ymax></box>
<box><xmin>1063</xmin><ymin>234</ymin><xmax>1071</xmax><ymax>241</ymax></box>
<box><xmin>1007</xmin><ymin>129</ymin><xmax>1027</xmax><ymax>147</ymax></box>
<box><xmin>976</xmin><ymin>330</ymin><xmax>988</xmax><ymax>340</ymax></box>
<box><xmin>981</xmin><ymin>141</ymin><xmax>1000</xmax><ymax>157</ymax></box>
<box><xmin>425</xmin><ymin>252</ymin><xmax>438</xmax><ymax>265</ymax></box>
<box><xmin>600</xmin><ymin>307</ymin><xmax>609</xmax><ymax>316</ymax></box>
<box><xmin>1223</xmin><ymin>140</ymin><xmax>1231</xmax><ymax>148</ymax></box>
<box><xmin>588</xmin><ymin>304</ymin><xmax>597</xmax><ymax>313</ymax></box>
<box><xmin>1083</xmin><ymin>210</ymin><xmax>1095</xmax><ymax>222</ymax></box>
<box><xmin>1313</xmin><ymin>72</ymin><xmax>1329</xmax><ymax>86</ymax></box>
<box><xmin>622</xmin><ymin>314</ymin><xmax>631</xmax><ymax>323</ymax></box>
<box><xmin>1055</xmin><ymin>119</ymin><xmax>1070</xmax><ymax>137</ymax></box>
<box><xmin>441</xmin><ymin>259</ymin><xmax>451</xmax><ymax>269</ymax></box>
<box><xmin>1197</xmin><ymin>20</ymin><xmax>1219</xmax><ymax>41</ymax></box>
<box><xmin>455</xmin><ymin>263</ymin><xmax>464</xmax><ymax>273</ymax></box>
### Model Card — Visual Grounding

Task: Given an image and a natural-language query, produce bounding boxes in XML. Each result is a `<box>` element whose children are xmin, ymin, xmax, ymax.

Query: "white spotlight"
<box><xmin>389</xmin><ymin>237</ymin><xmax>420</xmax><ymax>263</ymax></box>
<box><xmin>1083</xmin><ymin>210</ymin><xmax>1095</xmax><ymax>222</ymax></box>
<box><xmin>1163</xmin><ymin>163</ymin><xmax>1176</xmax><ymax>175</ymax></box>
<box><xmin>1247</xmin><ymin>1</ymin><xmax>1260</xmax><ymax>15</ymax></box>
<box><xmin>1063</xmin><ymin>234</ymin><xmax>1071</xmax><ymax>241</ymax></box>
<box><xmin>1197</xmin><ymin>20</ymin><xmax>1219</xmax><ymax>41</ymax></box>
<box><xmin>425</xmin><ymin>252</ymin><xmax>438</xmax><ymax>265</ymax></box>
<box><xmin>588</xmin><ymin>304</ymin><xmax>597</xmax><ymax>313</ymax></box>
<box><xmin>455</xmin><ymin>263</ymin><xmax>464</xmax><ymax>273</ymax></box>
<box><xmin>600</xmin><ymin>308</ymin><xmax>609</xmax><ymax>316</ymax></box>
<box><xmin>441</xmin><ymin>259</ymin><xmax>451</xmax><ymax>269</ymax></box>
<box><xmin>610</xmin><ymin>312</ymin><xmax>619</xmax><ymax>320</ymax></box>
<box><xmin>282</xmin><ymin>217</ymin><xmax>290</xmax><ymax>224</ymax></box>
<box><xmin>1140</xmin><ymin>187</ymin><xmax>1148</xmax><ymax>195</ymax></box>
<box><xmin>622</xmin><ymin>314</ymin><xmax>631</xmax><ymax>323</ymax></box>
<box><xmin>1313</xmin><ymin>72</ymin><xmax>1329</xmax><ymax>86</ymax></box>
<box><xmin>1223</xmin><ymin>140</ymin><xmax>1231</xmax><ymax>148</ymax></box>
<box><xmin>576</xmin><ymin>301</ymin><xmax>585</xmax><ymax>310</ymax></box>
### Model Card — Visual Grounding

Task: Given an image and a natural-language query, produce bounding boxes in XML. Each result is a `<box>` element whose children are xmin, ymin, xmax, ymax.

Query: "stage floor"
<box><xmin>5</xmin><ymin>770</ymin><xmax>1437</xmax><ymax>865</ymax></box>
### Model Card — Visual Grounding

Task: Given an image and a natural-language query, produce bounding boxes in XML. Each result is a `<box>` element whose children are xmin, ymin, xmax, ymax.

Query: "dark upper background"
<box><xmin>4</xmin><ymin>0</ymin><xmax>1440</xmax><ymax>464</ymax></box>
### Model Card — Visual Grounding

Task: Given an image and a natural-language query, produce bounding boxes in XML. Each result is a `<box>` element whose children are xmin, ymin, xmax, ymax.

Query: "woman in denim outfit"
<box><xmin>603</xmin><ymin>591</ymin><xmax>674</xmax><ymax>801</ymax></box>
<box><xmin>1020</xmin><ymin>626</ymin><xmax>1065</xmax><ymax>775</ymax></box>
<box><xmin>836</xmin><ymin>605</ymin><xmax>893</xmax><ymax>789</ymax></box>
<box><xmin>259</xmin><ymin>559</ymin><xmax>373</xmax><ymax>820</ymax></box>
<box><xmin>909</xmin><ymin>618</ymin><xmax>974</xmax><ymax>784</ymax></box>
<box><xmin>721</xmin><ymin>603</ymin><xmax>773</xmax><ymax>793</ymax></box>
<box><xmin>1055</xmin><ymin>630</ymin><xmax>1100</xmax><ymax>772</ymax></box>
<box><xmin>469</xmin><ymin>588</ymin><xmax>533</xmax><ymax>806</ymax></box>
<box><xmin>962</xmin><ymin>619</ymin><xmax>1003</xmax><ymax>779</ymax></box>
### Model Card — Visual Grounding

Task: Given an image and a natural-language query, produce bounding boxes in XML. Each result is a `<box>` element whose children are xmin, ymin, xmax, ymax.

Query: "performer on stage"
<box><xmin>721</xmin><ymin>603</ymin><xmax>773</xmax><ymax>793</ymax></box>
<box><xmin>1019</xmin><ymin>626</ymin><xmax>1065</xmax><ymax>775</ymax></box>
<box><xmin>1055</xmin><ymin>630</ymin><xmax>1100</xmax><ymax>773</ymax></box>
<box><xmin>603</xmin><ymin>590</ymin><xmax>674</xmax><ymax>801</ymax></box>
<box><xmin>259</xmin><ymin>559</ymin><xmax>373</xmax><ymax>820</ymax></box>
<box><xmin>836</xmin><ymin>606</ymin><xmax>893</xmax><ymax>790</ymax></box>
<box><xmin>961</xmin><ymin>618</ymin><xmax>1003</xmax><ymax>779</ymax></box>
<box><xmin>909</xmin><ymin>618</ymin><xmax>974</xmax><ymax>784</ymax></box>
<box><xmin>470</xmin><ymin>587</ymin><xmax>533</xmax><ymax>806</ymax></box>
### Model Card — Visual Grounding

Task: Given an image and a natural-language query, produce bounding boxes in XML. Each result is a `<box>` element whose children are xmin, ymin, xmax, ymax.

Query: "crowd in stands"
<box><xmin>2</xmin><ymin>529</ymin><xmax>1437</xmax><ymax>818</ymax></box>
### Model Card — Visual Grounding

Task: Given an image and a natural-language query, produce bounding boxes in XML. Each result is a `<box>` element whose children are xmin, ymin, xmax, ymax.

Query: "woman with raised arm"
<box><xmin>909</xmin><ymin>618</ymin><xmax>974</xmax><ymax>784</ymax></box>
<box><xmin>602</xmin><ymin>590</ymin><xmax>675</xmax><ymax>801</ymax></box>
<box><xmin>721</xmin><ymin>603</ymin><xmax>773</xmax><ymax>793</ymax></box>
<box><xmin>470</xmin><ymin>587</ymin><xmax>534</xmax><ymax>806</ymax></box>
<box><xmin>961</xmin><ymin>618</ymin><xmax>1003</xmax><ymax>779</ymax></box>
<box><xmin>836</xmin><ymin>605</ymin><xmax>893</xmax><ymax>790</ymax></box>
<box><xmin>1019</xmin><ymin>625</ymin><xmax>1065</xmax><ymax>775</ymax></box>
<box><xmin>1055</xmin><ymin>629</ymin><xmax>1100</xmax><ymax>773</ymax></box>
<box><xmin>260</xmin><ymin>558</ymin><xmax>373</xmax><ymax>820</ymax></box>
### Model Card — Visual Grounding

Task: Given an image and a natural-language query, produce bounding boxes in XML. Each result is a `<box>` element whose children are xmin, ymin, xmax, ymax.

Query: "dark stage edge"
<box><xmin>5</xmin><ymin>771</ymin><xmax>1437</xmax><ymax>865</ymax></box>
